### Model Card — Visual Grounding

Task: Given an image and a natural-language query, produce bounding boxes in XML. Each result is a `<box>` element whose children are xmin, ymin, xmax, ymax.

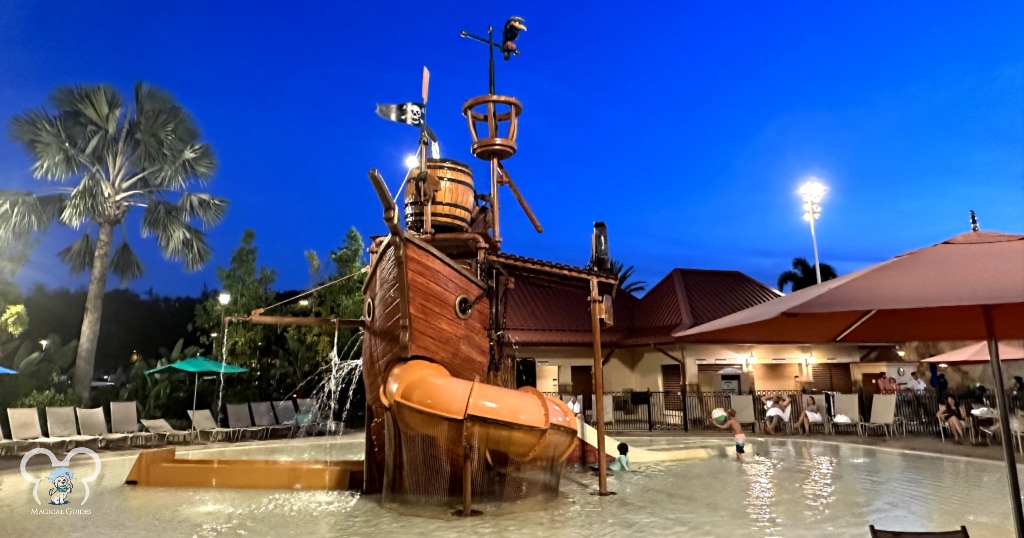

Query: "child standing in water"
<box><xmin>714</xmin><ymin>408</ymin><xmax>745</xmax><ymax>462</ymax></box>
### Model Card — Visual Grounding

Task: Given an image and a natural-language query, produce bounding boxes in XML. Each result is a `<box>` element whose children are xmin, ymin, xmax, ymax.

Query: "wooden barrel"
<box><xmin>404</xmin><ymin>158</ymin><xmax>475</xmax><ymax>232</ymax></box>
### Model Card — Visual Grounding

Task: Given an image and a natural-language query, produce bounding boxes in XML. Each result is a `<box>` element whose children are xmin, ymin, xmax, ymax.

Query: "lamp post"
<box><xmin>218</xmin><ymin>292</ymin><xmax>231</xmax><ymax>360</ymax></box>
<box><xmin>798</xmin><ymin>179</ymin><xmax>827</xmax><ymax>284</ymax></box>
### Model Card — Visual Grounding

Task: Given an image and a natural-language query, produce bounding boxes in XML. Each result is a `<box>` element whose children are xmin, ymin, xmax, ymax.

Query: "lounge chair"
<box><xmin>297</xmin><ymin>398</ymin><xmax>339</xmax><ymax>435</ymax></box>
<box><xmin>830</xmin><ymin>394</ymin><xmax>863</xmax><ymax>435</ymax></box>
<box><xmin>225</xmin><ymin>403</ymin><xmax>268</xmax><ymax>440</ymax></box>
<box><xmin>860</xmin><ymin>394</ymin><xmax>906</xmax><ymax>438</ymax></box>
<box><xmin>251</xmin><ymin>402</ymin><xmax>294</xmax><ymax>438</ymax></box>
<box><xmin>729</xmin><ymin>395</ymin><xmax>757</xmax><ymax>433</ymax></box>
<box><xmin>296</xmin><ymin>398</ymin><xmax>330</xmax><ymax>434</ymax></box>
<box><xmin>45</xmin><ymin>407</ymin><xmax>101</xmax><ymax>449</ymax></box>
<box><xmin>0</xmin><ymin>427</ymin><xmax>17</xmax><ymax>456</ymax></box>
<box><xmin>187</xmin><ymin>409</ymin><xmax>240</xmax><ymax>442</ymax></box>
<box><xmin>7</xmin><ymin>408</ymin><xmax>73</xmax><ymax>453</ymax></box>
<box><xmin>868</xmin><ymin>524</ymin><xmax>969</xmax><ymax>537</ymax></box>
<box><xmin>109</xmin><ymin>402</ymin><xmax>158</xmax><ymax>447</ymax></box>
<box><xmin>140</xmin><ymin>419</ymin><xmax>193</xmax><ymax>444</ymax></box>
<box><xmin>274</xmin><ymin>400</ymin><xmax>300</xmax><ymax>434</ymax></box>
<box><xmin>76</xmin><ymin>407</ymin><xmax>131</xmax><ymax>448</ymax></box>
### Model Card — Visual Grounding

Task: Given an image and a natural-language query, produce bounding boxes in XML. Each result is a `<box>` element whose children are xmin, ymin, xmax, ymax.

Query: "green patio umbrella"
<box><xmin>145</xmin><ymin>357</ymin><xmax>248</xmax><ymax>419</ymax></box>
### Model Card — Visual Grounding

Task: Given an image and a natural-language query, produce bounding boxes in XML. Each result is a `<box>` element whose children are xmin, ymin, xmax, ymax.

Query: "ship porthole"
<box><xmin>364</xmin><ymin>297</ymin><xmax>374</xmax><ymax>321</ymax></box>
<box><xmin>455</xmin><ymin>295</ymin><xmax>472</xmax><ymax>320</ymax></box>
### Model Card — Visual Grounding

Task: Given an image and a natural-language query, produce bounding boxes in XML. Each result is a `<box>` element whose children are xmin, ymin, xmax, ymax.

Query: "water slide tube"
<box><xmin>382</xmin><ymin>360</ymin><xmax>579</xmax><ymax>463</ymax></box>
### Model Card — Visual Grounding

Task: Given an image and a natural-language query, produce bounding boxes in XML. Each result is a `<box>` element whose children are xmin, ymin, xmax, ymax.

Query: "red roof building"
<box><xmin>504</xmin><ymin>268</ymin><xmax>781</xmax><ymax>348</ymax></box>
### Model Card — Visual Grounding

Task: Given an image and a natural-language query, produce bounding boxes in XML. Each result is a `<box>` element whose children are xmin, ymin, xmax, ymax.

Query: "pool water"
<box><xmin>0</xmin><ymin>436</ymin><xmax>1016</xmax><ymax>537</ymax></box>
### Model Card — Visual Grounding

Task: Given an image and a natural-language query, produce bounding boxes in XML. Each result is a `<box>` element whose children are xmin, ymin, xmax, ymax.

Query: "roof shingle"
<box><xmin>502</xmin><ymin>267</ymin><xmax>780</xmax><ymax>347</ymax></box>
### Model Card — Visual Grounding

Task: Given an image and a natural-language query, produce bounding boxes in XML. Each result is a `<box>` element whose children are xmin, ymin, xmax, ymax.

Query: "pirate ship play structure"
<box><xmin>363</xmin><ymin>18</ymin><xmax>621</xmax><ymax>513</ymax></box>
<box><xmin>127</xmin><ymin>17</ymin><xmax>621</xmax><ymax>514</ymax></box>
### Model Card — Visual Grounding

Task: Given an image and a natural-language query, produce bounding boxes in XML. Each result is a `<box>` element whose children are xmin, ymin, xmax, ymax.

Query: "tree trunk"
<box><xmin>73</xmin><ymin>222</ymin><xmax>114</xmax><ymax>404</ymax></box>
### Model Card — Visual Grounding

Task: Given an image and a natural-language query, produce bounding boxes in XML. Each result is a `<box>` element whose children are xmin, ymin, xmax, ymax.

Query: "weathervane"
<box><xmin>460</xmin><ymin>16</ymin><xmax>527</xmax><ymax>95</ymax></box>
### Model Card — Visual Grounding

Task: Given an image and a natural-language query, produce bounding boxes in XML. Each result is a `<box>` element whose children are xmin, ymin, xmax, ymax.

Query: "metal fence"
<box><xmin>545</xmin><ymin>389</ymin><xmax>1022</xmax><ymax>437</ymax></box>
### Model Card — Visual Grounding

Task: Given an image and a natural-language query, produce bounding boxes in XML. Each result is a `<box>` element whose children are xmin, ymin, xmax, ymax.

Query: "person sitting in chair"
<box><xmin>797</xmin><ymin>396</ymin><xmax>823</xmax><ymax>435</ymax></box>
<box><xmin>937</xmin><ymin>394</ymin><xmax>966</xmax><ymax>444</ymax></box>
<box><xmin>762</xmin><ymin>394</ymin><xmax>792</xmax><ymax>435</ymax></box>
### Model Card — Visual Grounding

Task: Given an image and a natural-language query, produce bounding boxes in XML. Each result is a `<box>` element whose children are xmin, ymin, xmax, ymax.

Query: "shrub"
<box><xmin>13</xmin><ymin>388</ymin><xmax>81</xmax><ymax>408</ymax></box>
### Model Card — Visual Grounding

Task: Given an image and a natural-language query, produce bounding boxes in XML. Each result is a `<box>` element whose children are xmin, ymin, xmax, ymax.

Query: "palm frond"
<box><xmin>177</xmin><ymin>192</ymin><xmax>227</xmax><ymax>228</ymax></box>
<box><xmin>140</xmin><ymin>200</ymin><xmax>181</xmax><ymax>238</ymax></box>
<box><xmin>610</xmin><ymin>259</ymin><xmax>647</xmax><ymax>294</ymax></box>
<box><xmin>777</xmin><ymin>270</ymin><xmax>799</xmax><ymax>291</ymax></box>
<box><xmin>57</xmin><ymin>233</ymin><xmax>95</xmax><ymax>274</ymax></box>
<box><xmin>110</xmin><ymin>240</ymin><xmax>144</xmax><ymax>284</ymax></box>
<box><xmin>150</xmin><ymin>143</ymin><xmax>217</xmax><ymax>190</ymax></box>
<box><xmin>50</xmin><ymin>85</ymin><xmax>122</xmax><ymax>134</ymax></box>
<box><xmin>9</xmin><ymin>110</ymin><xmax>84</xmax><ymax>181</ymax></box>
<box><xmin>156</xmin><ymin>219</ymin><xmax>212</xmax><ymax>271</ymax></box>
<box><xmin>60</xmin><ymin>171</ymin><xmax>110</xmax><ymax>228</ymax></box>
<box><xmin>0</xmin><ymin>191</ymin><xmax>57</xmax><ymax>245</ymax></box>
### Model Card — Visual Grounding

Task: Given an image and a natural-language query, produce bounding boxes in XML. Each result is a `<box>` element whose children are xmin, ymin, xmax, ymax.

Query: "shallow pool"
<box><xmin>0</xmin><ymin>436</ymin><xmax>1016</xmax><ymax>537</ymax></box>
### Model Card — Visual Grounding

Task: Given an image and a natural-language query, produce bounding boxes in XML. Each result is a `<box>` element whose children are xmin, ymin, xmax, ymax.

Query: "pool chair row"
<box><xmin>0</xmin><ymin>402</ymin><xmax>184</xmax><ymax>456</ymax></box>
<box><xmin>727</xmin><ymin>394</ymin><xmax>832</xmax><ymax>435</ymax></box>
<box><xmin>193</xmin><ymin>399</ymin><xmax>333</xmax><ymax>443</ymax></box>
<box><xmin>726</xmin><ymin>393</ymin><xmax>905</xmax><ymax>438</ymax></box>
<box><xmin>828</xmin><ymin>394</ymin><xmax>906</xmax><ymax>438</ymax></box>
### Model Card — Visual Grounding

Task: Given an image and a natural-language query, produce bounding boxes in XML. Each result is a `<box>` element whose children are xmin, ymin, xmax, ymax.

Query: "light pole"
<box><xmin>218</xmin><ymin>292</ymin><xmax>231</xmax><ymax>360</ymax></box>
<box><xmin>798</xmin><ymin>179</ymin><xmax>827</xmax><ymax>284</ymax></box>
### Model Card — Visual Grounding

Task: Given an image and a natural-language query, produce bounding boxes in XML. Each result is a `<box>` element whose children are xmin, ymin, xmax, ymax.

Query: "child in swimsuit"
<box><xmin>715</xmin><ymin>408</ymin><xmax>745</xmax><ymax>462</ymax></box>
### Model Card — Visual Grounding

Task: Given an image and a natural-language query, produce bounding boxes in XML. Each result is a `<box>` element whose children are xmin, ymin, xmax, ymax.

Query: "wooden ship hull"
<box><xmin>360</xmin><ymin>231</ymin><xmax>578</xmax><ymax>501</ymax></box>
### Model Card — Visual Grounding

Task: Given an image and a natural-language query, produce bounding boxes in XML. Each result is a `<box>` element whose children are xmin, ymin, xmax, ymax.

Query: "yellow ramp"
<box><xmin>577</xmin><ymin>423</ymin><xmax>723</xmax><ymax>463</ymax></box>
<box><xmin>125</xmin><ymin>447</ymin><xmax>363</xmax><ymax>490</ymax></box>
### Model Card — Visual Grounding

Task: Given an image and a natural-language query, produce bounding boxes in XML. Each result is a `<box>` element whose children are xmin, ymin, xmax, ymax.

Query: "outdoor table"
<box><xmin>971</xmin><ymin>407</ymin><xmax>1000</xmax><ymax>445</ymax></box>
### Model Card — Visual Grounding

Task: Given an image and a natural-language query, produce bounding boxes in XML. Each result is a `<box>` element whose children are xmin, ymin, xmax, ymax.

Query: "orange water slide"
<box><xmin>382</xmin><ymin>360</ymin><xmax>579</xmax><ymax>463</ymax></box>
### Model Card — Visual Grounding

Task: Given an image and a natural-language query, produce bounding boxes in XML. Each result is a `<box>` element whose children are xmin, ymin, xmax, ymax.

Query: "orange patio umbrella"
<box><xmin>676</xmin><ymin>229</ymin><xmax>1024</xmax><ymax>535</ymax></box>
<box><xmin>922</xmin><ymin>341</ymin><xmax>1024</xmax><ymax>365</ymax></box>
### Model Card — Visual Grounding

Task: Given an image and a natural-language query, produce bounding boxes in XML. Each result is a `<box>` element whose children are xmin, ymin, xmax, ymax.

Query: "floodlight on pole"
<box><xmin>798</xmin><ymin>179</ymin><xmax>827</xmax><ymax>284</ymax></box>
<box><xmin>217</xmin><ymin>292</ymin><xmax>230</xmax><ymax>361</ymax></box>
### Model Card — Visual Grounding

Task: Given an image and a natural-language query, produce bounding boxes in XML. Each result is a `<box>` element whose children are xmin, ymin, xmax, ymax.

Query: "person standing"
<box><xmin>908</xmin><ymin>371</ymin><xmax>927</xmax><ymax>392</ymax></box>
<box><xmin>715</xmin><ymin>409</ymin><xmax>746</xmax><ymax>462</ymax></box>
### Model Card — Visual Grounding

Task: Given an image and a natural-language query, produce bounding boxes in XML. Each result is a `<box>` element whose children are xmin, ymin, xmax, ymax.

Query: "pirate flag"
<box><xmin>375</xmin><ymin>102</ymin><xmax>425</xmax><ymax>127</ymax></box>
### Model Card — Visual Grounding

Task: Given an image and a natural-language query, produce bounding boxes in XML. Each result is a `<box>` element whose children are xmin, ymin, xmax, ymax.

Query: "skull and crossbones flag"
<box><xmin>375</xmin><ymin>102</ymin><xmax>425</xmax><ymax>127</ymax></box>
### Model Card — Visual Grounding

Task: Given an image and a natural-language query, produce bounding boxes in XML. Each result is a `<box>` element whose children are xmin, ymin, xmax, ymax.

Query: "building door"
<box><xmin>571</xmin><ymin>365</ymin><xmax>593</xmax><ymax>416</ymax></box>
<box><xmin>515</xmin><ymin>358</ymin><xmax>536</xmax><ymax>389</ymax></box>
<box><xmin>661</xmin><ymin>364</ymin><xmax>682</xmax><ymax>411</ymax></box>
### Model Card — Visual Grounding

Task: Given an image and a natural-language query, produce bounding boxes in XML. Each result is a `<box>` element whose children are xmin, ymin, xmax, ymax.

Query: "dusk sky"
<box><xmin>2</xmin><ymin>2</ymin><xmax>1021</xmax><ymax>299</ymax></box>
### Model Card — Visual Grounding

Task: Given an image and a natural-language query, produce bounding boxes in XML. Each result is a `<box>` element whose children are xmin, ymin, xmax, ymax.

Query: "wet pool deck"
<box><xmin>2</xmin><ymin>427</ymin><xmax>1017</xmax><ymax>473</ymax></box>
<box><xmin>621</xmin><ymin>428</ymin><xmax>1024</xmax><ymax>466</ymax></box>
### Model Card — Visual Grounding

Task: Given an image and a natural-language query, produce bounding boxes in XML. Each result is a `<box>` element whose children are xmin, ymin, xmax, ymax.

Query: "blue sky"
<box><xmin>2</xmin><ymin>1</ymin><xmax>1021</xmax><ymax>297</ymax></box>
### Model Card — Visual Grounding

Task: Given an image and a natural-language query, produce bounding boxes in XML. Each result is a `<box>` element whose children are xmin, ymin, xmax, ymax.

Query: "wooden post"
<box><xmin>462</xmin><ymin>445</ymin><xmax>473</xmax><ymax>517</ymax></box>
<box><xmin>491</xmin><ymin>156</ymin><xmax>500</xmax><ymax>244</ymax></box>
<box><xmin>590</xmin><ymin>278</ymin><xmax>610</xmax><ymax>495</ymax></box>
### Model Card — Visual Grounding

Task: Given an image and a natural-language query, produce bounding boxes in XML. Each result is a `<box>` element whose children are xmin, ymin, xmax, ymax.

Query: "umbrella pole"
<box><xmin>192</xmin><ymin>373</ymin><xmax>199</xmax><ymax>445</ymax></box>
<box><xmin>984</xmin><ymin>306</ymin><xmax>1024</xmax><ymax>537</ymax></box>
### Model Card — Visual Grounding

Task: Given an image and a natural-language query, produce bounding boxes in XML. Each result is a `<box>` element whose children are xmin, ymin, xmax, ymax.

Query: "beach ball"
<box><xmin>712</xmin><ymin>408</ymin><xmax>728</xmax><ymax>425</ymax></box>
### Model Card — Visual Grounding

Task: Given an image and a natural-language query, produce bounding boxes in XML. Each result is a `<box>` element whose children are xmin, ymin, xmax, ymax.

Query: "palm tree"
<box><xmin>610</xmin><ymin>259</ymin><xmax>647</xmax><ymax>295</ymax></box>
<box><xmin>777</xmin><ymin>257</ymin><xmax>838</xmax><ymax>293</ymax></box>
<box><xmin>1</xmin><ymin>83</ymin><xmax>226</xmax><ymax>402</ymax></box>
